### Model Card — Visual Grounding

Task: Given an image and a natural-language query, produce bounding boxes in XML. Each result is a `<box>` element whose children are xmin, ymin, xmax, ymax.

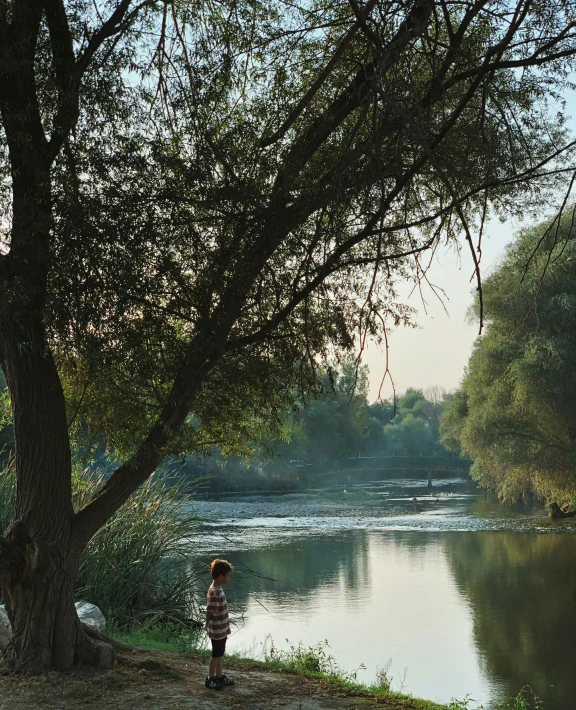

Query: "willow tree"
<box><xmin>440</xmin><ymin>212</ymin><xmax>576</xmax><ymax>506</ymax></box>
<box><xmin>1</xmin><ymin>0</ymin><xmax>576</xmax><ymax>673</ymax></box>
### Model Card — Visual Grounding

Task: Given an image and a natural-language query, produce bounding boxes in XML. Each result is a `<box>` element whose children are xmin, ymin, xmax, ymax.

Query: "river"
<box><xmin>189</xmin><ymin>478</ymin><xmax>576</xmax><ymax>709</ymax></box>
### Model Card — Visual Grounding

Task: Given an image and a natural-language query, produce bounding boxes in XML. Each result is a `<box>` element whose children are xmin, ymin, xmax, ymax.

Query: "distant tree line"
<box><xmin>174</xmin><ymin>361</ymin><xmax>457</xmax><ymax>492</ymax></box>
<box><xmin>0</xmin><ymin>361</ymin><xmax>459</xmax><ymax>494</ymax></box>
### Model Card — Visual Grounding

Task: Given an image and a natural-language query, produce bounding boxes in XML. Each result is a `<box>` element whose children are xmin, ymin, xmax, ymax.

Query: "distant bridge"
<box><xmin>295</xmin><ymin>456</ymin><xmax>471</xmax><ymax>481</ymax></box>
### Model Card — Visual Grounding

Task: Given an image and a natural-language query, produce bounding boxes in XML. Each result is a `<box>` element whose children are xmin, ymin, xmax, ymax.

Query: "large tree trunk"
<box><xmin>0</xmin><ymin>314</ymin><xmax>111</xmax><ymax>673</ymax></box>
<box><xmin>0</xmin><ymin>528</ymin><xmax>113</xmax><ymax>673</ymax></box>
<box><xmin>0</xmin><ymin>0</ymin><xmax>174</xmax><ymax>673</ymax></box>
<box><xmin>0</xmin><ymin>54</ymin><xmax>107</xmax><ymax>663</ymax></box>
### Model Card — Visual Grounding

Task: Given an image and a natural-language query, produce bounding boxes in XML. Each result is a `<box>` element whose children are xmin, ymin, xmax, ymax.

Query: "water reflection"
<box><xmin>227</xmin><ymin>531</ymin><xmax>369</xmax><ymax>601</ymax></box>
<box><xmin>213</xmin><ymin>530</ymin><xmax>490</xmax><ymax>705</ymax></box>
<box><xmin>445</xmin><ymin>532</ymin><xmax>576</xmax><ymax>709</ymax></box>
<box><xmin>197</xmin><ymin>498</ymin><xmax>576</xmax><ymax>709</ymax></box>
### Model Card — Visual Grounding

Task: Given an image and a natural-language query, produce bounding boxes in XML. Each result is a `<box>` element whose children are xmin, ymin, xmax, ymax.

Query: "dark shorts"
<box><xmin>211</xmin><ymin>637</ymin><xmax>227</xmax><ymax>658</ymax></box>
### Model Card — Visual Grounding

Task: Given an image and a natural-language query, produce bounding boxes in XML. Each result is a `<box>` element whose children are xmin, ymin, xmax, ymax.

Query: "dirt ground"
<box><xmin>0</xmin><ymin>648</ymin><xmax>437</xmax><ymax>710</ymax></box>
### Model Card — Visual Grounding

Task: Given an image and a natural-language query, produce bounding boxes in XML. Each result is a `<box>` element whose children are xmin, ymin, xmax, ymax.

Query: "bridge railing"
<box><xmin>292</xmin><ymin>455</ymin><xmax>471</xmax><ymax>478</ymax></box>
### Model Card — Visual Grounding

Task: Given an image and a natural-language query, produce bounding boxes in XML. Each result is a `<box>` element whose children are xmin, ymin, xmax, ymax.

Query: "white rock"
<box><xmin>0</xmin><ymin>604</ymin><xmax>11</xmax><ymax>650</ymax></box>
<box><xmin>75</xmin><ymin>601</ymin><xmax>106</xmax><ymax>631</ymax></box>
<box><xmin>0</xmin><ymin>601</ymin><xmax>106</xmax><ymax>651</ymax></box>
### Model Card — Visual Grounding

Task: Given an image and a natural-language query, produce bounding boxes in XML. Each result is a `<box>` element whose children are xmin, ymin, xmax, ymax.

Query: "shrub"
<box><xmin>262</xmin><ymin>636</ymin><xmax>338</xmax><ymax>674</ymax></box>
<box><xmin>75</xmin><ymin>467</ymin><xmax>203</xmax><ymax>627</ymax></box>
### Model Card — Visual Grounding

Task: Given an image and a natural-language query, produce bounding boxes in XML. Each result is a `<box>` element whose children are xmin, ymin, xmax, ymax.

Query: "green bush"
<box><xmin>262</xmin><ymin>636</ymin><xmax>339</xmax><ymax>675</ymax></box>
<box><xmin>75</xmin><ymin>468</ymin><xmax>203</xmax><ymax>627</ymax></box>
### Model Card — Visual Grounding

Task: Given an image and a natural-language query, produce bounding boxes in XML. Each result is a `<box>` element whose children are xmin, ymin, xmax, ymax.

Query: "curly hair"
<box><xmin>210</xmin><ymin>558</ymin><xmax>233</xmax><ymax>579</ymax></box>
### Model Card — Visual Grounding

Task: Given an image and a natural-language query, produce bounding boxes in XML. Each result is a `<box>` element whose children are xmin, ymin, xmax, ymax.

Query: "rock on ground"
<box><xmin>75</xmin><ymin>601</ymin><xmax>107</xmax><ymax>631</ymax></box>
<box><xmin>0</xmin><ymin>601</ymin><xmax>106</xmax><ymax>651</ymax></box>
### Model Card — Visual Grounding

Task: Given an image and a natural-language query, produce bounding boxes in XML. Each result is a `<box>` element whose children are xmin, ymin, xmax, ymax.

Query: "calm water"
<box><xmin>190</xmin><ymin>480</ymin><xmax>576</xmax><ymax>709</ymax></box>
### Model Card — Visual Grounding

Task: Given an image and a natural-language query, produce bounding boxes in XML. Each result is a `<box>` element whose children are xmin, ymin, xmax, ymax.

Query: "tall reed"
<box><xmin>0</xmin><ymin>464</ymin><xmax>204</xmax><ymax>630</ymax></box>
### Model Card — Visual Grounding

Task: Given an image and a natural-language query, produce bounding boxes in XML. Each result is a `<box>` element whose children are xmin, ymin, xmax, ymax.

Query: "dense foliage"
<box><xmin>3</xmin><ymin>0</ymin><xmax>576</xmax><ymax>461</ymax></box>
<box><xmin>440</xmin><ymin>212</ymin><xmax>576</xmax><ymax>505</ymax></box>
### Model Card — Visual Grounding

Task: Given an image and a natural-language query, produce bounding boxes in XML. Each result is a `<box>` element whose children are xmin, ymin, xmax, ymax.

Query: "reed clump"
<box><xmin>0</xmin><ymin>464</ymin><xmax>203</xmax><ymax>632</ymax></box>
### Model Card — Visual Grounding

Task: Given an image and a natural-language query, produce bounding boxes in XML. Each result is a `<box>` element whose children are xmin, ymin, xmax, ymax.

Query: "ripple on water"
<box><xmin>186</xmin><ymin>484</ymin><xmax>576</xmax><ymax>544</ymax></box>
<box><xmin>197</xmin><ymin>509</ymin><xmax>576</xmax><ymax>538</ymax></box>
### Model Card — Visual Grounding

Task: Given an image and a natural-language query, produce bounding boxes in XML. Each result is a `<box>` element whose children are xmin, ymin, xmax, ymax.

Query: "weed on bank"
<box><xmin>109</xmin><ymin>625</ymin><xmax>540</xmax><ymax>710</ymax></box>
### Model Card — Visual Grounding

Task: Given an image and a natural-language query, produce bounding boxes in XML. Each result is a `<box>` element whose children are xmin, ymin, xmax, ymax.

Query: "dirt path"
<box><xmin>0</xmin><ymin>648</ymin><xmax>440</xmax><ymax>710</ymax></box>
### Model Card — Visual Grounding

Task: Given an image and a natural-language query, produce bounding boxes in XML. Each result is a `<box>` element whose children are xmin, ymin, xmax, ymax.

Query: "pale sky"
<box><xmin>364</xmin><ymin>219</ymin><xmax>516</xmax><ymax>401</ymax></box>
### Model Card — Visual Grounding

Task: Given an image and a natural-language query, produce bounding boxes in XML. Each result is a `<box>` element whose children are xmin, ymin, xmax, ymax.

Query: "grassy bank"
<box><xmin>108</xmin><ymin>625</ymin><xmax>538</xmax><ymax>710</ymax></box>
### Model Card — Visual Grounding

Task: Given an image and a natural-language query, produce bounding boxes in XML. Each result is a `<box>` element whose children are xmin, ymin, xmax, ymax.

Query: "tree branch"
<box><xmin>347</xmin><ymin>0</ymin><xmax>381</xmax><ymax>50</ymax></box>
<box><xmin>47</xmin><ymin>0</ymin><xmax>156</xmax><ymax>159</ymax></box>
<box><xmin>260</xmin><ymin>12</ymin><xmax>366</xmax><ymax>148</ymax></box>
<box><xmin>69</xmin><ymin>328</ymin><xmax>221</xmax><ymax>548</ymax></box>
<box><xmin>224</xmin><ymin>230</ymin><xmax>436</xmax><ymax>353</ymax></box>
<box><xmin>380</xmin><ymin>88</ymin><xmax>485</xmax><ymax>330</ymax></box>
<box><xmin>274</xmin><ymin>0</ymin><xmax>434</xmax><ymax>188</ymax></box>
<box><xmin>42</xmin><ymin>0</ymin><xmax>75</xmax><ymax>96</ymax></box>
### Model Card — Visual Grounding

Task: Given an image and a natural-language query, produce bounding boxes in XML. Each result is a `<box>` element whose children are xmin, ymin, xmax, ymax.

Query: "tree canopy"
<box><xmin>4</xmin><ymin>0</ymin><xmax>576</xmax><ymax>465</ymax></box>
<box><xmin>440</xmin><ymin>211</ymin><xmax>576</xmax><ymax>505</ymax></box>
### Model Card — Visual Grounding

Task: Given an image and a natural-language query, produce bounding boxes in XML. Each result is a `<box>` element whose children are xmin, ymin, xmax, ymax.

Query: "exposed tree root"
<box><xmin>79</xmin><ymin>623</ymin><xmax>152</xmax><ymax>654</ymax></box>
<box><xmin>74</xmin><ymin>627</ymin><xmax>116</xmax><ymax>670</ymax></box>
<box><xmin>116</xmin><ymin>655</ymin><xmax>175</xmax><ymax>672</ymax></box>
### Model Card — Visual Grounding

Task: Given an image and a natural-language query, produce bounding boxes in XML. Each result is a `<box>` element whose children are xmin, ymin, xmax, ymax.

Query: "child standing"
<box><xmin>205</xmin><ymin>558</ymin><xmax>235</xmax><ymax>690</ymax></box>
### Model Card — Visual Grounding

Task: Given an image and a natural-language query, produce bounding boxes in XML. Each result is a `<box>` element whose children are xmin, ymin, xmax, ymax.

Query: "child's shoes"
<box><xmin>218</xmin><ymin>674</ymin><xmax>235</xmax><ymax>686</ymax></box>
<box><xmin>205</xmin><ymin>676</ymin><xmax>223</xmax><ymax>690</ymax></box>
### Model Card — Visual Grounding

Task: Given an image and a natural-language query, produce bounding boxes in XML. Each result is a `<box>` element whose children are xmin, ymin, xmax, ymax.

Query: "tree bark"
<box><xmin>0</xmin><ymin>524</ymin><xmax>114</xmax><ymax>673</ymax></box>
<box><xmin>0</xmin><ymin>319</ymin><xmax>113</xmax><ymax>672</ymax></box>
<box><xmin>0</xmin><ymin>190</ymin><xmax>108</xmax><ymax>671</ymax></box>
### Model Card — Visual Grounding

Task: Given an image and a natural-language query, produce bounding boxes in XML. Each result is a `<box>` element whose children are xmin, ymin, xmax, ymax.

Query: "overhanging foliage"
<box><xmin>440</xmin><ymin>210</ymin><xmax>576</xmax><ymax>504</ymax></box>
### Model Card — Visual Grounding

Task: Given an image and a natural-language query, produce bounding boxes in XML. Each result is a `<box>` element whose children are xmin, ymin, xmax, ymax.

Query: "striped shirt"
<box><xmin>205</xmin><ymin>584</ymin><xmax>230</xmax><ymax>640</ymax></box>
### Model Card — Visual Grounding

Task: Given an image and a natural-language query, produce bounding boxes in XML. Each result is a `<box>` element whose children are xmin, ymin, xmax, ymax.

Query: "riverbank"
<box><xmin>188</xmin><ymin>490</ymin><xmax>556</xmax><ymax>708</ymax></box>
<box><xmin>0</xmin><ymin>626</ymin><xmax>538</xmax><ymax>710</ymax></box>
<box><xmin>0</xmin><ymin>642</ymin><xmax>449</xmax><ymax>710</ymax></box>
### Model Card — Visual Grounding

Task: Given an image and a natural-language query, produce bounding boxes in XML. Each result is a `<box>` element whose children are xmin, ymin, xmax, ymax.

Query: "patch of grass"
<box><xmin>262</xmin><ymin>636</ymin><xmax>342</xmax><ymax>675</ymax></box>
<box><xmin>259</xmin><ymin>637</ymin><xmax>445</xmax><ymax>710</ymax></box>
<box><xmin>107</xmin><ymin>621</ymin><xmax>203</xmax><ymax>655</ymax></box>
<box><xmin>260</xmin><ymin>638</ymin><xmax>541</xmax><ymax>710</ymax></box>
<box><xmin>448</xmin><ymin>687</ymin><xmax>541</xmax><ymax>710</ymax></box>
